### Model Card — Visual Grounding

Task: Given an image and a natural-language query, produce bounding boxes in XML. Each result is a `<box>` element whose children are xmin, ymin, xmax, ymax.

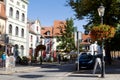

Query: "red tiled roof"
<box><xmin>41</xmin><ymin>26</ymin><xmax>53</xmax><ymax>37</ymax></box>
<box><xmin>81</xmin><ymin>34</ymin><xmax>91</xmax><ymax>45</ymax></box>
<box><xmin>41</xmin><ymin>20</ymin><xmax>66</xmax><ymax>37</ymax></box>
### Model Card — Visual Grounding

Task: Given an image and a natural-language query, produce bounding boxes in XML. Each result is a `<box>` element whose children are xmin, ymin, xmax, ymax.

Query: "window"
<box><xmin>9</xmin><ymin>24</ymin><xmax>12</xmax><ymax>34</ymax></box>
<box><xmin>14</xmin><ymin>44</ymin><xmax>19</xmax><ymax>57</ymax></box>
<box><xmin>16</xmin><ymin>10</ymin><xmax>19</xmax><ymax>19</ymax></box>
<box><xmin>22</xmin><ymin>13</ymin><xmax>25</xmax><ymax>22</ymax></box>
<box><xmin>21</xmin><ymin>28</ymin><xmax>24</xmax><ymax>37</ymax></box>
<box><xmin>36</xmin><ymin>36</ymin><xmax>39</xmax><ymax>43</ymax></box>
<box><xmin>22</xmin><ymin>5</ymin><xmax>25</xmax><ymax>9</ymax></box>
<box><xmin>31</xmin><ymin>35</ymin><xmax>33</xmax><ymax>42</ymax></box>
<box><xmin>20</xmin><ymin>45</ymin><xmax>24</xmax><ymax>56</ymax></box>
<box><xmin>15</xmin><ymin>27</ymin><xmax>18</xmax><ymax>36</ymax></box>
<box><xmin>47</xmin><ymin>31</ymin><xmax>50</xmax><ymax>36</ymax></box>
<box><xmin>17</xmin><ymin>1</ymin><xmax>20</xmax><ymax>6</ymax></box>
<box><xmin>9</xmin><ymin>7</ymin><xmax>13</xmax><ymax>17</ymax></box>
<box><xmin>37</xmin><ymin>26</ymin><xmax>38</xmax><ymax>31</ymax></box>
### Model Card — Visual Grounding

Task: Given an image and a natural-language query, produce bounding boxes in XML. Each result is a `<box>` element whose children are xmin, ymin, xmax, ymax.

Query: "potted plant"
<box><xmin>90</xmin><ymin>24</ymin><xmax>116</xmax><ymax>41</ymax></box>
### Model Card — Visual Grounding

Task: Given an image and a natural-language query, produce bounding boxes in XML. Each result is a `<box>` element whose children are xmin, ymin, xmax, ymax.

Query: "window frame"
<box><xmin>9</xmin><ymin>24</ymin><xmax>12</xmax><ymax>34</ymax></box>
<box><xmin>9</xmin><ymin>7</ymin><xmax>13</xmax><ymax>17</ymax></box>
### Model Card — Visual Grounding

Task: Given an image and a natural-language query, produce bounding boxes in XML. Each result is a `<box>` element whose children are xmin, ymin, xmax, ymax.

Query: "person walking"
<box><xmin>1</xmin><ymin>52</ymin><xmax>6</xmax><ymax>68</ymax></box>
<box><xmin>58</xmin><ymin>53</ymin><xmax>61</xmax><ymax>64</ymax></box>
<box><xmin>92</xmin><ymin>41</ymin><xmax>102</xmax><ymax>74</ymax></box>
<box><xmin>9</xmin><ymin>53</ymin><xmax>16</xmax><ymax>68</ymax></box>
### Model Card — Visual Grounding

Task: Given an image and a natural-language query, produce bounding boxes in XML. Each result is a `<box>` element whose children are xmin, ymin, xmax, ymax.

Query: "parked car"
<box><xmin>75</xmin><ymin>52</ymin><xmax>95</xmax><ymax>70</ymax></box>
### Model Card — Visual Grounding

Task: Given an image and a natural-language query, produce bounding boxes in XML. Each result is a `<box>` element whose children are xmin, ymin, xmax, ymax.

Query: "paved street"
<box><xmin>0</xmin><ymin>60</ymin><xmax>120</xmax><ymax>80</ymax></box>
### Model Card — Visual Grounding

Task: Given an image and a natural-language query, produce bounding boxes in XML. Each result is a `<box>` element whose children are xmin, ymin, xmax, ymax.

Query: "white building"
<box><xmin>5</xmin><ymin>0</ymin><xmax>29</xmax><ymax>57</ymax></box>
<box><xmin>27</xmin><ymin>19</ymin><xmax>42</xmax><ymax>57</ymax></box>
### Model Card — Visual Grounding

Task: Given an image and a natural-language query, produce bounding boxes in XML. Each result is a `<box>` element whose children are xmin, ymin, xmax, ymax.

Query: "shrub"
<box><xmin>21</xmin><ymin>56</ymin><xmax>29</xmax><ymax>65</ymax></box>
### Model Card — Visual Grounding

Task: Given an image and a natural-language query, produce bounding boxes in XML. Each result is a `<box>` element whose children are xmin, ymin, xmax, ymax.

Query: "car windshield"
<box><xmin>79</xmin><ymin>53</ymin><xmax>92</xmax><ymax>60</ymax></box>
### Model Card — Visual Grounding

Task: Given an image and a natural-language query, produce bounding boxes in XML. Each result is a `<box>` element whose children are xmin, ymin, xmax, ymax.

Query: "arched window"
<box><xmin>14</xmin><ymin>44</ymin><xmax>19</xmax><ymax>57</ymax></box>
<box><xmin>16</xmin><ymin>10</ymin><xmax>19</xmax><ymax>19</ymax></box>
<box><xmin>22</xmin><ymin>13</ymin><xmax>25</xmax><ymax>22</ymax></box>
<box><xmin>9</xmin><ymin>7</ymin><xmax>13</xmax><ymax>17</ymax></box>
<box><xmin>9</xmin><ymin>24</ymin><xmax>12</xmax><ymax>34</ymax></box>
<box><xmin>21</xmin><ymin>28</ymin><xmax>24</xmax><ymax>37</ymax></box>
<box><xmin>20</xmin><ymin>45</ymin><xmax>24</xmax><ymax>56</ymax></box>
<box><xmin>15</xmin><ymin>26</ymin><xmax>18</xmax><ymax>36</ymax></box>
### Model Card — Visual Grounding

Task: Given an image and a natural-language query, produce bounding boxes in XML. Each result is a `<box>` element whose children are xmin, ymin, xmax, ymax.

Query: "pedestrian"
<box><xmin>89</xmin><ymin>41</ymin><xmax>94</xmax><ymax>55</ymax></box>
<box><xmin>5</xmin><ymin>53</ymin><xmax>9</xmax><ymax>69</ymax></box>
<box><xmin>92</xmin><ymin>41</ymin><xmax>102</xmax><ymax>74</ymax></box>
<box><xmin>58</xmin><ymin>53</ymin><xmax>61</xmax><ymax>64</ymax></box>
<box><xmin>9</xmin><ymin>53</ymin><xmax>16</xmax><ymax>68</ymax></box>
<box><xmin>1</xmin><ymin>52</ymin><xmax>6</xmax><ymax>68</ymax></box>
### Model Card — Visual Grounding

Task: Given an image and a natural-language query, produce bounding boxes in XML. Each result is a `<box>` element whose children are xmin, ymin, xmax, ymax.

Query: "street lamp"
<box><xmin>98</xmin><ymin>4</ymin><xmax>105</xmax><ymax>24</ymax></box>
<box><xmin>98</xmin><ymin>4</ymin><xmax>105</xmax><ymax>78</ymax></box>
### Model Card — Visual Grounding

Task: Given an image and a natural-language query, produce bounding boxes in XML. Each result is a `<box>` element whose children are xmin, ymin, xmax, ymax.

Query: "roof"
<box><xmin>41</xmin><ymin>27</ymin><xmax>53</xmax><ymax>37</ymax></box>
<box><xmin>80</xmin><ymin>34</ymin><xmax>91</xmax><ymax>45</ymax></box>
<box><xmin>41</xmin><ymin>20</ymin><xmax>66</xmax><ymax>37</ymax></box>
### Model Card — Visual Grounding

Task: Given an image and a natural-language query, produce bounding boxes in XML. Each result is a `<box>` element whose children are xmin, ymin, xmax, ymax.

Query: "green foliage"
<box><xmin>0</xmin><ymin>51</ymin><xmax>3</xmax><ymax>58</ymax></box>
<box><xmin>21</xmin><ymin>56</ymin><xmax>29</xmax><ymax>65</ymax></box>
<box><xmin>67</xmin><ymin>0</ymin><xmax>120</xmax><ymax>29</ymax></box>
<box><xmin>57</xmin><ymin>18</ymin><xmax>76</xmax><ymax>52</ymax></box>
<box><xmin>110</xmin><ymin>24</ymin><xmax>120</xmax><ymax>50</ymax></box>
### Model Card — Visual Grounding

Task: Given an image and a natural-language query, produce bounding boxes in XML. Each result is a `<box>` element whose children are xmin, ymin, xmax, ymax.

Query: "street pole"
<box><xmin>101</xmin><ymin>16</ymin><xmax>105</xmax><ymax>78</ymax></box>
<box><xmin>77</xmin><ymin>31</ymin><xmax>79</xmax><ymax>71</ymax></box>
<box><xmin>98</xmin><ymin>4</ymin><xmax>105</xmax><ymax>78</ymax></box>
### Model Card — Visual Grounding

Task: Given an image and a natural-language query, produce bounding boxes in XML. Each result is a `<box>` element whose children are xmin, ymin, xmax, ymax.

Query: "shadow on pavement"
<box><xmin>18</xmin><ymin>74</ymin><xmax>44</xmax><ymax>78</ymax></box>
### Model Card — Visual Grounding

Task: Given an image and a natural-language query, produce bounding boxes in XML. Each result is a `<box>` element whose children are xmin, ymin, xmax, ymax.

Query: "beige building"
<box><xmin>0</xmin><ymin>0</ymin><xmax>7</xmax><ymax>51</ymax></box>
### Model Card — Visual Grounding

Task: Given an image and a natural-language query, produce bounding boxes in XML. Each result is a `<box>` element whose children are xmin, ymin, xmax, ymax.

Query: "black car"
<box><xmin>75</xmin><ymin>52</ymin><xmax>95</xmax><ymax>70</ymax></box>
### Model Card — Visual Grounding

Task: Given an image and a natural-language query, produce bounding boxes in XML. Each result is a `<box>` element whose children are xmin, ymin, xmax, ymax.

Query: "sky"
<box><xmin>28</xmin><ymin>0</ymin><xmax>87</xmax><ymax>33</ymax></box>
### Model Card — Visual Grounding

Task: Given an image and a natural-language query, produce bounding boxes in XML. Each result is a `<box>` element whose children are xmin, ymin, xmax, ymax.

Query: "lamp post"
<box><xmin>77</xmin><ymin>31</ymin><xmax>80</xmax><ymax>71</ymax></box>
<box><xmin>97</xmin><ymin>4</ymin><xmax>105</xmax><ymax>78</ymax></box>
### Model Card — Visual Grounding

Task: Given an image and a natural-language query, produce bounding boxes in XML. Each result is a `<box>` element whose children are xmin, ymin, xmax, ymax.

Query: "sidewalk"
<box><xmin>0</xmin><ymin>64</ymin><xmax>40</xmax><ymax>74</ymax></box>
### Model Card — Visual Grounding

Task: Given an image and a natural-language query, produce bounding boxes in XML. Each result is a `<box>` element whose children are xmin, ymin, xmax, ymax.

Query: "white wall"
<box><xmin>5</xmin><ymin>0</ymin><xmax>29</xmax><ymax>56</ymax></box>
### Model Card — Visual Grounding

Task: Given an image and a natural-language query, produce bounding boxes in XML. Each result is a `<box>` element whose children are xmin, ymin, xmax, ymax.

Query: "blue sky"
<box><xmin>28</xmin><ymin>0</ymin><xmax>87</xmax><ymax>32</ymax></box>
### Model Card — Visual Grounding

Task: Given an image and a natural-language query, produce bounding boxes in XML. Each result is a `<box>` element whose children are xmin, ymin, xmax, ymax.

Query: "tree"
<box><xmin>67</xmin><ymin>0</ymin><xmax>120</xmax><ymax>64</ymax></box>
<box><xmin>57</xmin><ymin>18</ymin><xmax>76</xmax><ymax>52</ymax></box>
<box><xmin>67</xmin><ymin>0</ymin><xmax>120</xmax><ymax>28</ymax></box>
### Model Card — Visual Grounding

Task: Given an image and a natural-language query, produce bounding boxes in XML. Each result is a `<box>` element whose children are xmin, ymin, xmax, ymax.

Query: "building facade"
<box><xmin>5</xmin><ymin>0</ymin><xmax>29</xmax><ymax>57</ymax></box>
<box><xmin>0</xmin><ymin>0</ymin><xmax>6</xmax><ymax>51</ymax></box>
<box><xmin>27</xmin><ymin>19</ymin><xmax>42</xmax><ymax>57</ymax></box>
<box><xmin>41</xmin><ymin>20</ymin><xmax>66</xmax><ymax>61</ymax></box>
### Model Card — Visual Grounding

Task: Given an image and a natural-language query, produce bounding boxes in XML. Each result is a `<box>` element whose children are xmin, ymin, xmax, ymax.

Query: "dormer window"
<box><xmin>47</xmin><ymin>31</ymin><xmax>50</xmax><ymax>36</ymax></box>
